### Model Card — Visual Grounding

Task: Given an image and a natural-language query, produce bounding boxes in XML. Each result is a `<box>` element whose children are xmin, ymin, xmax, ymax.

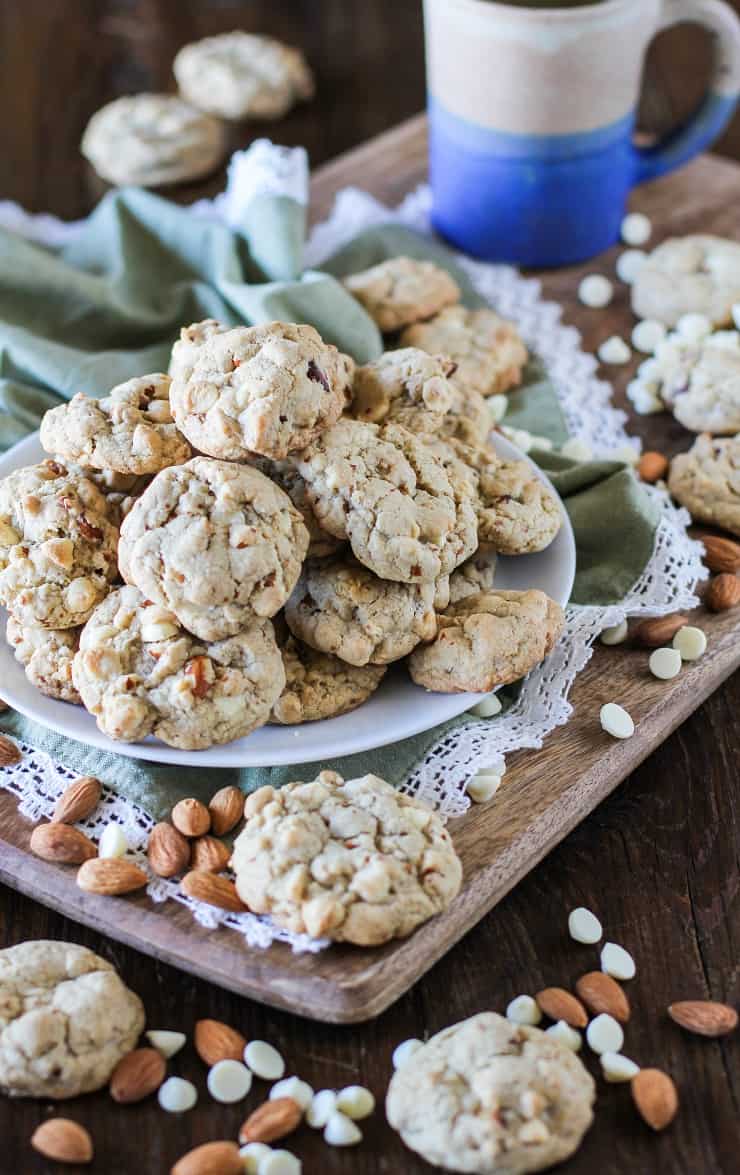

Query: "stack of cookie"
<box><xmin>0</xmin><ymin>256</ymin><xmax>565</xmax><ymax>751</ymax></box>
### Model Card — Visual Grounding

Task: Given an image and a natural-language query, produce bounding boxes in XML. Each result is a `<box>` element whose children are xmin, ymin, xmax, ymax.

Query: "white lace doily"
<box><xmin>0</xmin><ymin>145</ymin><xmax>707</xmax><ymax>951</ymax></box>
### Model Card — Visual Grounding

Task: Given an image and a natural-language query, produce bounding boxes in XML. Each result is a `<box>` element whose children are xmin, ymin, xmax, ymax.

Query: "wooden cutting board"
<box><xmin>2</xmin><ymin>115</ymin><xmax>739</xmax><ymax>1023</ymax></box>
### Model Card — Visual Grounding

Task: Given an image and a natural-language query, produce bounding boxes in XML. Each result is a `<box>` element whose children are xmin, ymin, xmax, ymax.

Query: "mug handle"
<box><xmin>634</xmin><ymin>0</ymin><xmax>740</xmax><ymax>184</ymax></box>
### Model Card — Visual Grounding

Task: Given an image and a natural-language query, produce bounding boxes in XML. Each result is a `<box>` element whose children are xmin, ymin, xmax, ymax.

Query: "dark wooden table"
<box><xmin>1</xmin><ymin>4</ymin><xmax>739</xmax><ymax>1173</ymax></box>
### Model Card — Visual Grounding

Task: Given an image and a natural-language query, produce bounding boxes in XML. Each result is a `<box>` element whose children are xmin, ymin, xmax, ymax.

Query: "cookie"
<box><xmin>6</xmin><ymin>615</ymin><xmax>81</xmax><ymax>704</ymax></box>
<box><xmin>632</xmin><ymin>235</ymin><xmax>740</xmax><ymax>328</ymax></box>
<box><xmin>386</xmin><ymin>1012</ymin><xmax>595</xmax><ymax>1175</ymax></box>
<box><xmin>464</xmin><ymin>444</ymin><xmax>563</xmax><ymax>554</ymax></box>
<box><xmin>40</xmin><ymin>375</ymin><xmax>191</xmax><ymax>475</ymax></box>
<box><xmin>343</xmin><ymin>257</ymin><xmax>461</xmax><ymax>332</ymax></box>
<box><xmin>0</xmin><ymin>940</ymin><xmax>145</xmax><ymax>1099</ymax></box>
<box><xmin>272</xmin><ymin>635</ymin><xmax>386</xmax><ymax>724</ymax></box>
<box><xmin>350</xmin><ymin>348</ymin><xmax>455</xmax><ymax>433</ymax></box>
<box><xmin>73</xmin><ymin>585</ymin><xmax>284</xmax><ymax>749</ymax></box>
<box><xmin>448</xmin><ymin>550</ymin><xmax>497</xmax><ymax>605</ymax></box>
<box><xmin>651</xmin><ymin>330</ymin><xmax>740</xmax><ymax>434</ymax></box>
<box><xmin>173</xmin><ymin>31</ymin><xmax>314</xmax><ymax>121</ymax></box>
<box><xmin>295</xmin><ymin>418</ymin><xmax>477</xmax><ymax>583</ymax></box>
<box><xmin>231</xmin><ymin>771</ymin><xmax>462</xmax><ymax>945</ymax></box>
<box><xmin>81</xmin><ymin>93</ymin><xmax>226</xmax><ymax>187</ymax></box>
<box><xmin>168</xmin><ymin>319</ymin><xmax>232</xmax><ymax>385</ymax></box>
<box><xmin>0</xmin><ymin>459</ymin><xmax>118</xmax><ymax>630</ymax></box>
<box><xmin>438</xmin><ymin>379</ymin><xmax>492</xmax><ymax>447</ymax></box>
<box><xmin>285</xmin><ymin>556</ymin><xmax>437</xmax><ymax>666</ymax></box>
<box><xmin>668</xmin><ymin>432</ymin><xmax>740</xmax><ymax>536</ymax></box>
<box><xmin>401</xmin><ymin>305</ymin><xmax>528</xmax><ymax>397</ymax></box>
<box><xmin>409</xmin><ymin>589</ymin><xmax>564</xmax><ymax>693</ymax></box>
<box><xmin>119</xmin><ymin>457</ymin><xmax>309</xmax><ymax>641</ymax></box>
<box><xmin>248</xmin><ymin>456</ymin><xmax>343</xmax><ymax>559</ymax></box>
<box><xmin>169</xmin><ymin>322</ymin><xmax>353</xmax><ymax>461</ymax></box>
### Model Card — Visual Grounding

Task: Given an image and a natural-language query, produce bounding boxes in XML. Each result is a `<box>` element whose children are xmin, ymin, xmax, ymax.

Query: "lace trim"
<box><xmin>0</xmin><ymin>156</ymin><xmax>706</xmax><ymax>952</ymax></box>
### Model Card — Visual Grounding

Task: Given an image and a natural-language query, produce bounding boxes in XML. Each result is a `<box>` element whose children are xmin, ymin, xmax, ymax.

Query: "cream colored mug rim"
<box><xmin>432</xmin><ymin>0</ymin><xmax>646</xmax><ymax>23</ymax></box>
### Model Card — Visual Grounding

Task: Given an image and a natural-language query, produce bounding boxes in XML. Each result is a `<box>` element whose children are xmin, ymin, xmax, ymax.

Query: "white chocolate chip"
<box><xmin>560</xmin><ymin>437</ymin><xmax>593</xmax><ymax>463</ymax></box>
<box><xmin>270</xmin><ymin>1077</ymin><xmax>313</xmax><ymax>1111</ymax></box>
<box><xmin>146</xmin><ymin>1029</ymin><xmax>186</xmax><ymax>1059</ymax></box>
<box><xmin>207</xmin><ymin>1058</ymin><xmax>252</xmax><ymax>1103</ymax></box>
<box><xmin>140</xmin><ymin>620</ymin><xmax>179</xmax><ymax>643</ymax></box>
<box><xmin>240</xmin><ymin>1143</ymin><xmax>272</xmax><ymax>1174</ymax></box>
<box><xmin>306</xmin><ymin>1088</ymin><xmax>338</xmax><ymax>1128</ymax></box>
<box><xmin>258</xmin><ymin>1151</ymin><xmax>301</xmax><ymax>1175</ymax></box>
<box><xmin>518</xmin><ymin>1119</ymin><xmax>550</xmax><ymax>1144</ymax></box>
<box><xmin>545</xmin><ymin>1021</ymin><xmax>582</xmax><ymax>1051</ymax></box>
<box><xmin>324</xmin><ymin>1111</ymin><xmax>362</xmax><ymax>1147</ymax></box>
<box><xmin>616</xmin><ymin>249</ymin><xmax>647</xmax><ymax>284</ymax></box>
<box><xmin>467</xmin><ymin>772</ymin><xmax>502</xmax><ymax>803</ymax></box>
<box><xmin>336</xmin><ymin>1085</ymin><xmax>375</xmax><ymax>1120</ymax></box>
<box><xmin>600</xmin><ymin>620</ymin><xmax>628</xmax><ymax>646</ymax></box>
<box><xmin>506</xmin><ymin>995</ymin><xmax>542</xmax><ymax>1026</ymax></box>
<box><xmin>586</xmin><ymin>1013</ymin><xmax>624</xmax><ymax>1055</ymax></box>
<box><xmin>600</xmin><ymin>702</ymin><xmax>634</xmax><ymax>739</ymax></box>
<box><xmin>500</xmin><ymin>425</ymin><xmax>533</xmax><ymax>453</ymax></box>
<box><xmin>649</xmin><ymin>647</ymin><xmax>682</xmax><ymax>680</ymax></box>
<box><xmin>631</xmin><ymin>319</ymin><xmax>667</xmax><ymax>355</ymax></box>
<box><xmin>469</xmin><ymin>693</ymin><xmax>503</xmax><ymax>718</ymax></box>
<box><xmin>600</xmin><ymin>1052</ymin><xmax>640</xmax><ymax>1083</ymax></box>
<box><xmin>579</xmin><ymin>274</ymin><xmax>613</xmax><ymax>308</ymax></box>
<box><xmin>598</xmin><ymin>336</ymin><xmax>631</xmax><ymax>365</ymax></box>
<box><xmin>158</xmin><ymin>1076</ymin><xmax>197</xmax><ymax>1113</ymax></box>
<box><xmin>601</xmin><ymin>941</ymin><xmax>636</xmax><ymax>980</ymax></box>
<box><xmin>244</xmin><ymin>1040</ymin><xmax>285</xmax><ymax>1081</ymax></box>
<box><xmin>677</xmin><ymin>312</ymin><xmax>713</xmax><ymax>342</ymax></box>
<box><xmin>487</xmin><ymin>394</ymin><xmax>508</xmax><ymax>424</ymax></box>
<box><xmin>391</xmin><ymin>1039</ymin><xmax>423</xmax><ymax>1070</ymax></box>
<box><xmin>626</xmin><ymin>380</ymin><xmax>663</xmax><ymax>414</ymax></box>
<box><xmin>568</xmin><ymin>907</ymin><xmax>603</xmax><ymax>944</ymax></box>
<box><xmin>673</xmin><ymin>625</ymin><xmax>707</xmax><ymax>661</ymax></box>
<box><xmin>98</xmin><ymin>821</ymin><xmax>128</xmax><ymax>859</ymax></box>
<box><xmin>621</xmin><ymin>212</ymin><xmax>651</xmax><ymax>246</ymax></box>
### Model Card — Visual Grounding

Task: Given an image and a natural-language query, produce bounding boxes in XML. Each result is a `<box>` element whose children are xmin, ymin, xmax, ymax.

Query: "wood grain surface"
<box><xmin>1</xmin><ymin>4</ymin><xmax>739</xmax><ymax>1173</ymax></box>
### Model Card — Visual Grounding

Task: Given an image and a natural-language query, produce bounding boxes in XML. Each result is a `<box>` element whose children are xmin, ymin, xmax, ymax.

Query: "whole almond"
<box><xmin>77</xmin><ymin>857</ymin><xmax>148</xmax><ymax>895</ymax></box>
<box><xmin>637</xmin><ymin>451</ymin><xmax>669</xmax><ymax>484</ymax></box>
<box><xmin>705</xmin><ymin>573</ymin><xmax>740</xmax><ymax>612</ymax></box>
<box><xmin>208</xmin><ymin>785</ymin><xmax>244</xmax><ymax>836</ymax></box>
<box><xmin>52</xmin><ymin>775</ymin><xmax>102</xmax><ymax>824</ymax></box>
<box><xmin>147</xmin><ymin>821</ymin><xmax>190</xmax><ymax>878</ymax></box>
<box><xmin>30</xmin><ymin>822</ymin><xmax>97</xmax><ymax>865</ymax></box>
<box><xmin>700</xmin><ymin>534</ymin><xmax>740</xmax><ymax>573</ymax></box>
<box><xmin>194</xmin><ymin>1018</ymin><xmax>247</xmax><ymax>1066</ymax></box>
<box><xmin>171</xmin><ymin>1140</ymin><xmax>242</xmax><ymax>1175</ymax></box>
<box><xmin>668</xmin><ymin>999</ymin><xmax>738</xmax><ymax>1037</ymax></box>
<box><xmin>0</xmin><ymin>733</ymin><xmax>22</xmax><ymax>766</ymax></box>
<box><xmin>632</xmin><ymin>613</ymin><xmax>688</xmax><ymax>647</ymax></box>
<box><xmin>239</xmin><ymin>1096</ymin><xmax>303</xmax><ymax>1144</ymax></box>
<box><xmin>535</xmin><ymin>987</ymin><xmax>588</xmax><ymax>1028</ymax></box>
<box><xmin>109</xmin><ymin>1047</ymin><xmax>166</xmax><ymax>1103</ymax></box>
<box><xmin>631</xmin><ymin>1068</ymin><xmax>679</xmax><ymax>1131</ymax></box>
<box><xmin>191</xmin><ymin>835</ymin><xmax>231</xmax><ymax>874</ymax></box>
<box><xmin>31</xmin><ymin>1118</ymin><xmax>93</xmax><ymax>1164</ymax></box>
<box><xmin>575</xmin><ymin>971</ymin><xmax>631</xmax><ymax>1023</ymax></box>
<box><xmin>0</xmin><ymin>699</ymin><xmax>8</xmax><ymax>714</ymax></box>
<box><xmin>171</xmin><ymin>797</ymin><xmax>211</xmax><ymax>838</ymax></box>
<box><xmin>181</xmin><ymin>870</ymin><xmax>246</xmax><ymax>912</ymax></box>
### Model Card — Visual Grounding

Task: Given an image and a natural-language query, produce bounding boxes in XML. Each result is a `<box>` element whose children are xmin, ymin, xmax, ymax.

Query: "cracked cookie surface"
<box><xmin>651</xmin><ymin>330</ymin><xmax>740</xmax><ymax>434</ymax></box>
<box><xmin>271</xmin><ymin>635</ymin><xmax>386</xmax><ymax>724</ymax></box>
<box><xmin>632</xmin><ymin>234</ymin><xmax>740</xmax><ymax>328</ymax></box>
<box><xmin>401</xmin><ymin>306</ymin><xmax>528</xmax><ymax>397</ymax></box>
<box><xmin>119</xmin><ymin>456</ymin><xmax>308</xmax><ymax>641</ymax></box>
<box><xmin>73</xmin><ymin>585</ymin><xmax>284</xmax><ymax>748</ymax></box>
<box><xmin>0</xmin><ymin>940</ymin><xmax>145</xmax><ymax>1099</ymax></box>
<box><xmin>343</xmin><ymin>257</ymin><xmax>460</xmax><ymax>332</ymax></box>
<box><xmin>668</xmin><ymin>432</ymin><xmax>740</xmax><ymax>535</ymax></box>
<box><xmin>6</xmin><ymin>616</ymin><xmax>81</xmax><ymax>704</ymax></box>
<box><xmin>295</xmin><ymin>418</ymin><xmax>477</xmax><ymax>583</ymax></box>
<box><xmin>231</xmin><ymin>770</ymin><xmax>462</xmax><ymax>945</ymax></box>
<box><xmin>41</xmin><ymin>374</ymin><xmax>191</xmax><ymax>475</ymax></box>
<box><xmin>0</xmin><ymin>460</ymin><xmax>118</xmax><ymax>629</ymax></box>
<box><xmin>409</xmin><ymin>589</ymin><xmax>564</xmax><ymax>693</ymax></box>
<box><xmin>170</xmin><ymin>321</ymin><xmax>353</xmax><ymax>460</ymax></box>
<box><xmin>285</xmin><ymin>555</ymin><xmax>437</xmax><ymax>665</ymax></box>
<box><xmin>174</xmin><ymin>31</ymin><xmax>314</xmax><ymax>120</ymax></box>
<box><xmin>386</xmin><ymin>1012</ymin><xmax>595</xmax><ymax>1175</ymax></box>
<box><xmin>350</xmin><ymin>348</ymin><xmax>454</xmax><ymax>433</ymax></box>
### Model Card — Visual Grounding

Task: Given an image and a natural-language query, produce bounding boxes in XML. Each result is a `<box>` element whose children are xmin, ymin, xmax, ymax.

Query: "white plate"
<box><xmin>0</xmin><ymin>433</ymin><xmax>575</xmax><ymax>767</ymax></box>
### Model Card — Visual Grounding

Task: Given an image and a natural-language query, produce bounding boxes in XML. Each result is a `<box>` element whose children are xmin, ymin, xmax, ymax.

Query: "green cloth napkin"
<box><xmin>0</xmin><ymin>186</ymin><xmax>659</xmax><ymax>820</ymax></box>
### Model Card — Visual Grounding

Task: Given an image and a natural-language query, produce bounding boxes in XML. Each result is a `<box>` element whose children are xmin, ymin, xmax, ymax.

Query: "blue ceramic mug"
<box><xmin>424</xmin><ymin>0</ymin><xmax>740</xmax><ymax>266</ymax></box>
